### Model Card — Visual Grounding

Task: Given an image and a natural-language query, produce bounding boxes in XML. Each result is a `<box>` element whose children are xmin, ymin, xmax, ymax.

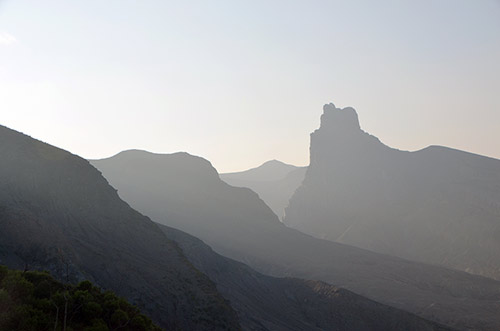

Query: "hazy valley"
<box><xmin>2</xmin><ymin>2</ymin><xmax>499</xmax><ymax>329</ymax></box>
<box><xmin>1</xmin><ymin>95</ymin><xmax>500</xmax><ymax>330</ymax></box>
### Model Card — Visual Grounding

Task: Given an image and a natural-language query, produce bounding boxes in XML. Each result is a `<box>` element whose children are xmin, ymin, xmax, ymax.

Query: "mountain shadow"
<box><xmin>92</xmin><ymin>149</ymin><xmax>500</xmax><ymax>330</ymax></box>
<box><xmin>159</xmin><ymin>224</ymin><xmax>451</xmax><ymax>331</ymax></box>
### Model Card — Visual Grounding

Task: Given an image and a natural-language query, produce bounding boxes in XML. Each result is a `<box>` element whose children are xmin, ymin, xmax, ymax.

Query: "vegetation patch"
<box><xmin>0</xmin><ymin>265</ymin><xmax>162</xmax><ymax>331</ymax></box>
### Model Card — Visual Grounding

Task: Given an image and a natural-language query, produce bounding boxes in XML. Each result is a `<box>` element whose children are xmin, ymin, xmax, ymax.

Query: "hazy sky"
<box><xmin>1</xmin><ymin>1</ymin><xmax>499</xmax><ymax>172</ymax></box>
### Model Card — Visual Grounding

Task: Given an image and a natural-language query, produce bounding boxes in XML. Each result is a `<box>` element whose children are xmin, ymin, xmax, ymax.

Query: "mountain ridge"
<box><xmin>284</xmin><ymin>103</ymin><xmax>500</xmax><ymax>280</ymax></box>
<box><xmin>0</xmin><ymin>125</ymin><xmax>452</xmax><ymax>330</ymax></box>
<box><xmin>221</xmin><ymin>159</ymin><xmax>302</xmax><ymax>182</ymax></box>
<box><xmin>92</xmin><ymin>149</ymin><xmax>500</xmax><ymax>330</ymax></box>
<box><xmin>0</xmin><ymin>125</ymin><xmax>241</xmax><ymax>330</ymax></box>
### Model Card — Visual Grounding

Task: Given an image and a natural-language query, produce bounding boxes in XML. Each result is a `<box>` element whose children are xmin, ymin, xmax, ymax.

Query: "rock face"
<box><xmin>160</xmin><ymin>224</ymin><xmax>451</xmax><ymax>331</ymax></box>
<box><xmin>92</xmin><ymin>150</ymin><xmax>500</xmax><ymax>330</ymax></box>
<box><xmin>0</xmin><ymin>125</ymin><xmax>241</xmax><ymax>331</ymax></box>
<box><xmin>284</xmin><ymin>103</ymin><xmax>500</xmax><ymax>280</ymax></box>
<box><xmin>221</xmin><ymin>160</ymin><xmax>306</xmax><ymax>220</ymax></box>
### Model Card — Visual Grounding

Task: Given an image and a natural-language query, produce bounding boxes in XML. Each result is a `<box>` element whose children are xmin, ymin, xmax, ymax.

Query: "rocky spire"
<box><xmin>319</xmin><ymin>103</ymin><xmax>361</xmax><ymax>134</ymax></box>
<box><xmin>309</xmin><ymin>102</ymin><xmax>381</xmax><ymax>167</ymax></box>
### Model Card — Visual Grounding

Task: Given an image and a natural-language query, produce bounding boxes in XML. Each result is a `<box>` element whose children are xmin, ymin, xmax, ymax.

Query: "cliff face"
<box><xmin>160</xmin><ymin>224</ymin><xmax>451</xmax><ymax>331</ymax></box>
<box><xmin>0</xmin><ymin>125</ymin><xmax>241</xmax><ymax>331</ymax></box>
<box><xmin>92</xmin><ymin>149</ymin><xmax>500</xmax><ymax>330</ymax></box>
<box><xmin>284</xmin><ymin>103</ymin><xmax>500</xmax><ymax>281</ymax></box>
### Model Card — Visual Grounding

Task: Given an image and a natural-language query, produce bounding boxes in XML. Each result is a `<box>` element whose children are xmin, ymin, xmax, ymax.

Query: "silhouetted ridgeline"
<box><xmin>0</xmin><ymin>124</ymin><xmax>451</xmax><ymax>330</ymax></box>
<box><xmin>284</xmin><ymin>103</ymin><xmax>500</xmax><ymax>280</ymax></box>
<box><xmin>0</xmin><ymin>125</ymin><xmax>240</xmax><ymax>330</ymax></box>
<box><xmin>92</xmin><ymin>149</ymin><xmax>500</xmax><ymax>330</ymax></box>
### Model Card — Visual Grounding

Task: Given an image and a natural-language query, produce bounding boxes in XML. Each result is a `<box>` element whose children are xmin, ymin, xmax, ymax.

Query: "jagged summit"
<box><xmin>285</xmin><ymin>102</ymin><xmax>500</xmax><ymax>282</ymax></box>
<box><xmin>310</xmin><ymin>103</ymin><xmax>385</xmax><ymax>168</ymax></box>
<box><xmin>320</xmin><ymin>103</ymin><xmax>361</xmax><ymax>133</ymax></box>
<box><xmin>93</xmin><ymin>141</ymin><xmax>500</xmax><ymax>330</ymax></box>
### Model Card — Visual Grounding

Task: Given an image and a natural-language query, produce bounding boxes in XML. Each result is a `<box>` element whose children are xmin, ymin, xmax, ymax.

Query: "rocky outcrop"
<box><xmin>92</xmin><ymin>149</ymin><xmax>500</xmax><ymax>330</ymax></box>
<box><xmin>284</xmin><ymin>103</ymin><xmax>500</xmax><ymax>280</ymax></box>
<box><xmin>0</xmin><ymin>125</ymin><xmax>241</xmax><ymax>331</ymax></box>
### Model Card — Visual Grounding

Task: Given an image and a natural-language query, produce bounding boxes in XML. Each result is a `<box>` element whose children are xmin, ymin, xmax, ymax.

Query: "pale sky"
<box><xmin>1</xmin><ymin>0</ymin><xmax>499</xmax><ymax>172</ymax></box>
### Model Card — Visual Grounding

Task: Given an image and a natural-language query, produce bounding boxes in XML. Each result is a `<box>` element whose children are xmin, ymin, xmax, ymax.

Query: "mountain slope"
<box><xmin>92</xmin><ymin>150</ymin><xmax>500</xmax><ymax>330</ymax></box>
<box><xmin>0</xmin><ymin>125</ymin><xmax>451</xmax><ymax>330</ymax></box>
<box><xmin>221</xmin><ymin>161</ymin><xmax>306</xmax><ymax>219</ymax></box>
<box><xmin>0</xmin><ymin>125</ymin><xmax>241</xmax><ymax>330</ymax></box>
<box><xmin>283</xmin><ymin>103</ymin><xmax>500</xmax><ymax>280</ymax></box>
<box><xmin>159</xmin><ymin>224</ymin><xmax>451</xmax><ymax>331</ymax></box>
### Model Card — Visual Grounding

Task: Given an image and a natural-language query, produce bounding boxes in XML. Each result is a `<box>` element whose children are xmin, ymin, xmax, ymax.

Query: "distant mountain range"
<box><xmin>3</xmin><ymin>99</ymin><xmax>499</xmax><ymax>330</ymax></box>
<box><xmin>92</xmin><ymin>149</ymin><xmax>500</xmax><ymax>330</ymax></box>
<box><xmin>284</xmin><ymin>103</ymin><xmax>500</xmax><ymax>280</ymax></box>
<box><xmin>0</xmin><ymin>124</ymin><xmax>453</xmax><ymax>330</ymax></box>
<box><xmin>221</xmin><ymin>160</ymin><xmax>306</xmax><ymax>220</ymax></box>
<box><xmin>223</xmin><ymin>160</ymin><xmax>300</xmax><ymax>182</ymax></box>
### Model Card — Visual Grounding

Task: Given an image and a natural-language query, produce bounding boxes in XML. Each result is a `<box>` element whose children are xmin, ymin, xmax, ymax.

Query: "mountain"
<box><xmin>0</xmin><ymin>125</ymin><xmax>241</xmax><ymax>330</ymax></box>
<box><xmin>283</xmin><ymin>103</ymin><xmax>500</xmax><ymax>280</ymax></box>
<box><xmin>0</xmin><ymin>125</ymin><xmax>450</xmax><ymax>331</ymax></box>
<box><xmin>159</xmin><ymin>224</ymin><xmax>451</xmax><ymax>331</ymax></box>
<box><xmin>221</xmin><ymin>161</ymin><xmax>306</xmax><ymax>219</ymax></box>
<box><xmin>222</xmin><ymin>160</ymin><xmax>300</xmax><ymax>182</ymax></box>
<box><xmin>92</xmin><ymin>150</ymin><xmax>500</xmax><ymax>330</ymax></box>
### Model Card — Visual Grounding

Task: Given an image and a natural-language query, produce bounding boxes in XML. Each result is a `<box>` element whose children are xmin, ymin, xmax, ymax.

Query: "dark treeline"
<box><xmin>0</xmin><ymin>265</ymin><xmax>162</xmax><ymax>331</ymax></box>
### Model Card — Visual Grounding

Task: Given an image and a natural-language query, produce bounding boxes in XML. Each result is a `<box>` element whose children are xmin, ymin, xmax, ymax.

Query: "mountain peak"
<box><xmin>320</xmin><ymin>102</ymin><xmax>360</xmax><ymax>133</ymax></box>
<box><xmin>221</xmin><ymin>159</ymin><xmax>299</xmax><ymax>182</ymax></box>
<box><xmin>262</xmin><ymin>159</ymin><xmax>287</xmax><ymax>166</ymax></box>
<box><xmin>259</xmin><ymin>159</ymin><xmax>298</xmax><ymax>170</ymax></box>
<box><xmin>309</xmin><ymin>102</ymin><xmax>386</xmax><ymax>169</ymax></box>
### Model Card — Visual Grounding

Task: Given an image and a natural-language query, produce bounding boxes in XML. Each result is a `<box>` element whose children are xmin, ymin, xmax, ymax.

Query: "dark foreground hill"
<box><xmin>220</xmin><ymin>160</ymin><xmax>306</xmax><ymax>220</ymax></box>
<box><xmin>284</xmin><ymin>103</ymin><xmax>500</xmax><ymax>280</ymax></box>
<box><xmin>92</xmin><ymin>149</ymin><xmax>500</xmax><ymax>330</ymax></box>
<box><xmin>0</xmin><ymin>125</ymin><xmax>241</xmax><ymax>330</ymax></box>
<box><xmin>0</xmin><ymin>124</ymin><xmax>449</xmax><ymax>331</ymax></box>
<box><xmin>159</xmin><ymin>224</ymin><xmax>451</xmax><ymax>331</ymax></box>
<box><xmin>0</xmin><ymin>265</ymin><xmax>162</xmax><ymax>330</ymax></box>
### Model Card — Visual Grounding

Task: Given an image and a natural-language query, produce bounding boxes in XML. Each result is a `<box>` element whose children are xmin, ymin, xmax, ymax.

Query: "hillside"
<box><xmin>92</xmin><ymin>149</ymin><xmax>500</xmax><ymax>330</ymax></box>
<box><xmin>160</xmin><ymin>224</ymin><xmax>451</xmax><ymax>331</ymax></box>
<box><xmin>0</xmin><ymin>125</ymin><xmax>241</xmax><ymax>330</ymax></box>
